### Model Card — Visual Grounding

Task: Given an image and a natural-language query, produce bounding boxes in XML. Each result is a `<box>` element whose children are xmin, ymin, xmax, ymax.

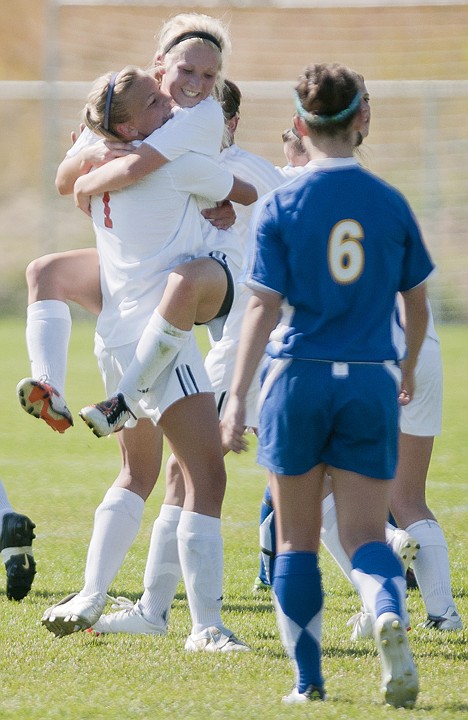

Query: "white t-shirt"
<box><xmin>91</xmin><ymin>151</ymin><xmax>234</xmax><ymax>347</ymax></box>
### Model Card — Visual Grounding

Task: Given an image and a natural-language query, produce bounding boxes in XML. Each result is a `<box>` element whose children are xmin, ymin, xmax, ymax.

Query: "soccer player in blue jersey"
<box><xmin>222</xmin><ymin>62</ymin><xmax>433</xmax><ymax>709</ymax></box>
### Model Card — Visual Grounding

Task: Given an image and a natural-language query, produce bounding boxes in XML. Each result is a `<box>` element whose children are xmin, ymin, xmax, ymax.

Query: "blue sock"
<box><xmin>351</xmin><ymin>541</ymin><xmax>407</xmax><ymax>620</ymax></box>
<box><xmin>273</xmin><ymin>551</ymin><xmax>323</xmax><ymax>693</ymax></box>
<box><xmin>258</xmin><ymin>484</ymin><xmax>275</xmax><ymax>584</ymax></box>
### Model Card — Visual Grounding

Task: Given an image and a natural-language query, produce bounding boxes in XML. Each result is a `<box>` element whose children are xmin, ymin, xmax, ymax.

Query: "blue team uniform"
<box><xmin>245</xmin><ymin>157</ymin><xmax>434</xmax><ymax>479</ymax></box>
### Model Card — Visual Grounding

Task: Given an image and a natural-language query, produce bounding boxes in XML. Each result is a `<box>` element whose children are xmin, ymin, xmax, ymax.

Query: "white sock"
<box><xmin>320</xmin><ymin>493</ymin><xmax>352</xmax><ymax>580</ymax></box>
<box><xmin>177</xmin><ymin>510</ymin><xmax>224</xmax><ymax>635</ymax></box>
<box><xmin>139</xmin><ymin>504</ymin><xmax>182</xmax><ymax>626</ymax></box>
<box><xmin>406</xmin><ymin>519</ymin><xmax>459</xmax><ymax>617</ymax></box>
<box><xmin>118</xmin><ymin>309</ymin><xmax>190</xmax><ymax>407</ymax></box>
<box><xmin>0</xmin><ymin>479</ymin><xmax>14</xmax><ymax>528</ymax></box>
<box><xmin>81</xmin><ymin>487</ymin><xmax>144</xmax><ymax>597</ymax></box>
<box><xmin>26</xmin><ymin>300</ymin><xmax>72</xmax><ymax>396</ymax></box>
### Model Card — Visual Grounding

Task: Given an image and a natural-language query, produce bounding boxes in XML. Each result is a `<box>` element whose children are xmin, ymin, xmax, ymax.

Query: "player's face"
<box><xmin>126</xmin><ymin>74</ymin><xmax>173</xmax><ymax>139</ymax></box>
<box><xmin>160</xmin><ymin>43</ymin><xmax>220</xmax><ymax>108</ymax></box>
<box><xmin>358</xmin><ymin>81</ymin><xmax>371</xmax><ymax>140</ymax></box>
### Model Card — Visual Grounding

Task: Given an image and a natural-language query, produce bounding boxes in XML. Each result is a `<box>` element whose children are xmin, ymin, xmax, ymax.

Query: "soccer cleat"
<box><xmin>389</xmin><ymin>528</ymin><xmax>420</xmax><ymax>573</ymax></box>
<box><xmin>374</xmin><ymin>612</ymin><xmax>419</xmax><ymax>708</ymax></box>
<box><xmin>252</xmin><ymin>576</ymin><xmax>271</xmax><ymax>594</ymax></box>
<box><xmin>42</xmin><ymin>591</ymin><xmax>107</xmax><ymax>637</ymax></box>
<box><xmin>185</xmin><ymin>626</ymin><xmax>250</xmax><ymax>653</ymax></box>
<box><xmin>347</xmin><ymin>608</ymin><xmax>373</xmax><ymax>640</ymax></box>
<box><xmin>89</xmin><ymin>597</ymin><xmax>167</xmax><ymax>635</ymax></box>
<box><xmin>406</xmin><ymin>566</ymin><xmax>418</xmax><ymax>590</ymax></box>
<box><xmin>16</xmin><ymin>377</ymin><xmax>73</xmax><ymax>433</ymax></box>
<box><xmin>1</xmin><ymin>512</ymin><xmax>37</xmax><ymax>601</ymax></box>
<box><xmin>282</xmin><ymin>685</ymin><xmax>326</xmax><ymax>705</ymax></box>
<box><xmin>419</xmin><ymin>606</ymin><xmax>462</xmax><ymax>631</ymax></box>
<box><xmin>79</xmin><ymin>393</ymin><xmax>135</xmax><ymax>437</ymax></box>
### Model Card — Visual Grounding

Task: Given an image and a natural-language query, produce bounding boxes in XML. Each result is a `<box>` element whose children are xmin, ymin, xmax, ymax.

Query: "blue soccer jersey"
<box><xmin>245</xmin><ymin>158</ymin><xmax>434</xmax><ymax>362</ymax></box>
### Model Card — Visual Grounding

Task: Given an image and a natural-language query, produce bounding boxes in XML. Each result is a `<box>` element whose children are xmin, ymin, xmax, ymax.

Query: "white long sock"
<box><xmin>320</xmin><ymin>493</ymin><xmax>352</xmax><ymax>580</ymax></box>
<box><xmin>406</xmin><ymin>519</ymin><xmax>458</xmax><ymax>617</ymax></box>
<box><xmin>139</xmin><ymin>504</ymin><xmax>182</xmax><ymax>626</ymax></box>
<box><xmin>0</xmin><ymin>479</ymin><xmax>14</xmax><ymax>527</ymax></box>
<box><xmin>177</xmin><ymin>510</ymin><xmax>224</xmax><ymax>635</ymax></box>
<box><xmin>26</xmin><ymin>300</ymin><xmax>72</xmax><ymax>396</ymax></box>
<box><xmin>117</xmin><ymin>309</ymin><xmax>190</xmax><ymax>407</ymax></box>
<box><xmin>81</xmin><ymin>487</ymin><xmax>144</xmax><ymax>596</ymax></box>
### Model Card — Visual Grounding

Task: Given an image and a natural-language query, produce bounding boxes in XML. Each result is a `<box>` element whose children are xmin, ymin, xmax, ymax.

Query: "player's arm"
<box><xmin>226</xmin><ymin>176</ymin><xmax>257</xmax><ymax>206</ymax></box>
<box><xmin>56</xmin><ymin>137</ymin><xmax>136</xmax><ymax>196</ymax></box>
<box><xmin>221</xmin><ymin>288</ymin><xmax>281</xmax><ymax>453</ymax></box>
<box><xmin>399</xmin><ymin>282</ymin><xmax>428</xmax><ymax>405</ymax></box>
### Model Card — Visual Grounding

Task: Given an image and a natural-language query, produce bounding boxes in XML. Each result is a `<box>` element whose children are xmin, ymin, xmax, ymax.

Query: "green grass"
<box><xmin>0</xmin><ymin>318</ymin><xmax>466</xmax><ymax>719</ymax></box>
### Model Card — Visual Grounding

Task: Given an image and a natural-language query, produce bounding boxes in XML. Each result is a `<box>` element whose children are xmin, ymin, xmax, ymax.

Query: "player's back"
<box><xmin>250</xmin><ymin>160</ymin><xmax>433</xmax><ymax>362</ymax></box>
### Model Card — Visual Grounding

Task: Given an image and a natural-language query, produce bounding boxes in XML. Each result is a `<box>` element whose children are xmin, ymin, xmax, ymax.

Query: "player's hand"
<box><xmin>220</xmin><ymin>396</ymin><xmax>248</xmax><ymax>454</ymax></box>
<box><xmin>398</xmin><ymin>361</ymin><xmax>415</xmax><ymax>406</ymax></box>
<box><xmin>83</xmin><ymin>139</ymin><xmax>134</xmax><ymax>168</ymax></box>
<box><xmin>70</xmin><ymin>123</ymin><xmax>85</xmax><ymax>146</ymax></box>
<box><xmin>73</xmin><ymin>176</ymin><xmax>92</xmax><ymax>217</ymax></box>
<box><xmin>202</xmin><ymin>200</ymin><xmax>236</xmax><ymax>230</ymax></box>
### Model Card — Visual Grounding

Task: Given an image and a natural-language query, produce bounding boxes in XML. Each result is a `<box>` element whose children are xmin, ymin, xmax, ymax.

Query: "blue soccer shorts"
<box><xmin>256</xmin><ymin>357</ymin><xmax>400</xmax><ymax>479</ymax></box>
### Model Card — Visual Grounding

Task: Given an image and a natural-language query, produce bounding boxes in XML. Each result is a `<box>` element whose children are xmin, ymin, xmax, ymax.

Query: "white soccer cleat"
<box><xmin>347</xmin><ymin>608</ymin><xmax>373</xmax><ymax>640</ymax></box>
<box><xmin>374</xmin><ymin>612</ymin><xmax>419</xmax><ymax>708</ymax></box>
<box><xmin>16</xmin><ymin>377</ymin><xmax>73</xmax><ymax>433</ymax></box>
<box><xmin>282</xmin><ymin>685</ymin><xmax>326</xmax><ymax>704</ymax></box>
<box><xmin>42</xmin><ymin>592</ymin><xmax>107</xmax><ymax>637</ymax></box>
<box><xmin>389</xmin><ymin>528</ymin><xmax>420</xmax><ymax>573</ymax></box>
<box><xmin>79</xmin><ymin>393</ymin><xmax>135</xmax><ymax>438</ymax></box>
<box><xmin>419</xmin><ymin>606</ymin><xmax>462</xmax><ymax>631</ymax></box>
<box><xmin>89</xmin><ymin>597</ymin><xmax>167</xmax><ymax>635</ymax></box>
<box><xmin>185</xmin><ymin>626</ymin><xmax>250</xmax><ymax>652</ymax></box>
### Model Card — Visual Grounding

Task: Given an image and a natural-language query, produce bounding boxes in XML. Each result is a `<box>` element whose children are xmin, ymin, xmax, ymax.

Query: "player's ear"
<box><xmin>293</xmin><ymin>115</ymin><xmax>307</xmax><ymax>138</ymax></box>
<box><xmin>115</xmin><ymin>123</ymin><xmax>138</xmax><ymax>140</ymax></box>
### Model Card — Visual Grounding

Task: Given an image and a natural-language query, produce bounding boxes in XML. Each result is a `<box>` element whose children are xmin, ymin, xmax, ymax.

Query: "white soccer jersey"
<box><xmin>91</xmin><ymin>151</ymin><xmax>234</xmax><ymax>348</ymax></box>
<box><xmin>143</xmin><ymin>96</ymin><xmax>223</xmax><ymax>161</ymax></box>
<box><xmin>218</xmin><ymin>144</ymin><xmax>284</xmax><ymax>246</ymax></box>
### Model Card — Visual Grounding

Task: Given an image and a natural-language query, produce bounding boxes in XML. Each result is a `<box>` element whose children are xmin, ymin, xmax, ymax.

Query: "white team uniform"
<box><xmin>204</xmin><ymin>144</ymin><xmax>284</xmax><ymax>425</ymax></box>
<box><xmin>396</xmin><ymin>300</ymin><xmax>442</xmax><ymax>436</ymax></box>
<box><xmin>91</xmin><ymin>150</ymin><xmax>235</xmax><ymax>423</ymax></box>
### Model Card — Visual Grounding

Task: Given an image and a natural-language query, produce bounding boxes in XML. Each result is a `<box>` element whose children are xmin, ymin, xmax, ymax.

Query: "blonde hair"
<box><xmin>83</xmin><ymin>66</ymin><xmax>146</xmax><ymax>141</ymax></box>
<box><xmin>152</xmin><ymin>13</ymin><xmax>231</xmax><ymax>98</ymax></box>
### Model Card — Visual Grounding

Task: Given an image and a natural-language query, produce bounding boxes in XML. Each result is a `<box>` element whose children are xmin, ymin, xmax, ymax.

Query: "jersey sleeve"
<box><xmin>143</xmin><ymin>97</ymin><xmax>224</xmax><ymax>161</ymax></box>
<box><xmin>399</xmin><ymin>203</ymin><xmax>435</xmax><ymax>291</ymax></box>
<box><xmin>65</xmin><ymin>127</ymin><xmax>100</xmax><ymax>157</ymax></box>
<box><xmin>171</xmin><ymin>152</ymin><xmax>234</xmax><ymax>203</ymax></box>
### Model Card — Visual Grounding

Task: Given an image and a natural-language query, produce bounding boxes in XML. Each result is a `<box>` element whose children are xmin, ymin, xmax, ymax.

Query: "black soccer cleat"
<box><xmin>1</xmin><ymin>512</ymin><xmax>37</xmax><ymax>601</ymax></box>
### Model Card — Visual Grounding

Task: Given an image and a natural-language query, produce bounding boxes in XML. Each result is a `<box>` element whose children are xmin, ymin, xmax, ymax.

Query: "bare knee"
<box><xmin>26</xmin><ymin>254</ymin><xmax>65</xmax><ymax>302</ymax></box>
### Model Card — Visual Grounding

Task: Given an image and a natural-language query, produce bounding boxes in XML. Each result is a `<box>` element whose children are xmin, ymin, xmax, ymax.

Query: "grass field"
<box><xmin>0</xmin><ymin>318</ymin><xmax>466</xmax><ymax>719</ymax></box>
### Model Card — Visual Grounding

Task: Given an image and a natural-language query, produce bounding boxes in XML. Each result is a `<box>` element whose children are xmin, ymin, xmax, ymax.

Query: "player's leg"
<box><xmin>92</xmin><ymin>452</ymin><xmax>185</xmax><ymax>635</ymax></box>
<box><xmin>391</xmin><ymin>433</ymin><xmax>462</xmax><ymax>630</ymax></box>
<box><xmin>390</xmin><ymin>336</ymin><xmax>461</xmax><ymax>630</ymax></box>
<box><xmin>17</xmin><ymin>248</ymin><xmax>101</xmax><ymax>433</ymax></box>
<box><xmin>0</xmin><ymin>479</ymin><xmax>36</xmax><ymax>601</ymax></box>
<box><xmin>331</xmin><ymin>467</ymin><xmax>418</xmax><ymax>708</ymax></box>
<box><xmin>42</xmin><ymin>419</ymin><xmax>163</xmax><ymax>637</ymax></box>
<box><xmin>160</xmin><ymin>392</ymin><xmax>248</xmax><ymax>652</ymax></box>
<box><xmin>79</xmin><ymin>256</ymin><xmax>233</xmax><ymax>437</ymax></box>
<box><xmin>253</xmin><ymin>482</ymin><xmax>275</xmax><ymax>591</ymax></box>
<box><xmin>269</xmin><ymin>465</ymin><xmax>326</xmax><ymax>704</ymax></box>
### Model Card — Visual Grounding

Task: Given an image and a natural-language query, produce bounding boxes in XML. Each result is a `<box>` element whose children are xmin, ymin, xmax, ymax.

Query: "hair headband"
<box><xmin>103</xmin><ymin>72</ymin><xmax>119</xmax><ymax>131</ymax></box>
<box><xmin>163</xmin><ymin>31</ymin><xmax>222</xmax><ymax>55</ymax></box>
<box><xmin>294</xmin><ymin>90</ymin><xmax>361</xmax><ymax>127</ymax></box>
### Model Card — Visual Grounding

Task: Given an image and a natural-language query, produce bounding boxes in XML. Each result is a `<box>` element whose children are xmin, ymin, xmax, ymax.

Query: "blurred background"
<box><xmin>1</xmin><ymin>0</ymin><xmax>467</xmax><ymax>321</ymax></box>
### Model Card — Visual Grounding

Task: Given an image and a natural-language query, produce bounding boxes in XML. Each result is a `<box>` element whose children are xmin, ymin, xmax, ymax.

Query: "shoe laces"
<box><xmin>107</xmin><ymin>594</ymin><xmax>135</xmax><ymax>611</ymax></box>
